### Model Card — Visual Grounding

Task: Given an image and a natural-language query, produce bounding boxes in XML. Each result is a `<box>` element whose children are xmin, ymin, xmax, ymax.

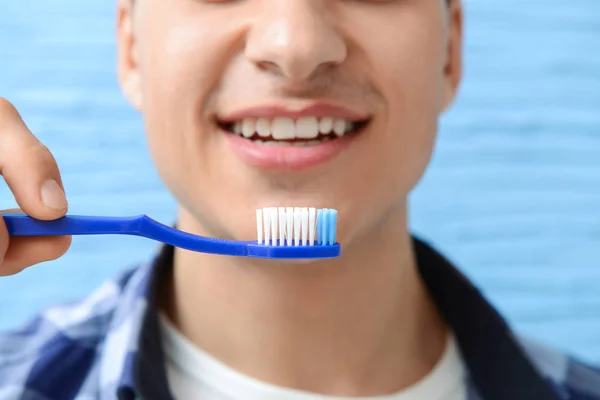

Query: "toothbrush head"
<box><xmin>249</xmin><ymin>207</ymin><xmax>340</xmax><ymax>259</ymax></box>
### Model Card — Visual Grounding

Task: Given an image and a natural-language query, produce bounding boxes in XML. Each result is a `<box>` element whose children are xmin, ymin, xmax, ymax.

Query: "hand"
<box><xmin>0</xmin><ymin>97</ymin><xmax>71</xmax><ymax>276</ymax></box>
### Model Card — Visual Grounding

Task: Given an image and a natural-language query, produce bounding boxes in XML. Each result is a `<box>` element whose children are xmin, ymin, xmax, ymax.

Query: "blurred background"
<box><xmin>0</xmin><ymin>0</ymin><xmax>599</xmax><ymax>364</ymax></box>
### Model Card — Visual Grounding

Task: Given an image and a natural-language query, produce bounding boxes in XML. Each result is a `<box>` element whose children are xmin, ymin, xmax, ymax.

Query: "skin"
<box><xmin>0</xmin><ymin>0</ymin><xmax>462</xmax><ymax>396</ymax></box>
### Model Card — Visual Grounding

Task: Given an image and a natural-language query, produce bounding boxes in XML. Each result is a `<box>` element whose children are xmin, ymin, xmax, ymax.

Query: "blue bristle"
<box><xmin>329</xmin><ymin>209</ymin><xmax>337</xmax><ymax>245</ymax></box>
<box><xmin>315</xmin><ymin>208</ymin><xmax>338</xmax><ymax>246</ymax></box>
<box><xmin>322</xmin><ymin>209</ymin><xmax>329</xmax><ymax>246</ymax></box>
<box><xmin>325</xmin><ymin>208</ymin><xmax>331</xmax><ymax>245</ymax></box>
<box><xmin>319</xmin><ymin>208</ymin><xmax>327</xmax><ymax>246</ymax></box>
<box><xmin>317</xmin><ymin>209</ymin><xmax>323</xmax><ymax>245</ymax></box>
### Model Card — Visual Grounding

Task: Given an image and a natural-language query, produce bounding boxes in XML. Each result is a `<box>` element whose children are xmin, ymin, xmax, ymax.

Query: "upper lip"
<box><xmin>217</xmin><ymin>102</ymin><xmax>370</xmax><ymax>123</ymax></box>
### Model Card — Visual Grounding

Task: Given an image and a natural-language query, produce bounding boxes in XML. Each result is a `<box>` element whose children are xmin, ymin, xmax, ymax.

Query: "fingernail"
<box><xmin>41</xmin><ymin>179</ymin><xmax>68</xmax><ymax>210</ymax></box>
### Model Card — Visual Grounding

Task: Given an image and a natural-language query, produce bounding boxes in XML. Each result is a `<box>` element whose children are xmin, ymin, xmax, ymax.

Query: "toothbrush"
<box><xmin>1</xmin><ymin>207</ymin><xmax>340</xmax><ymax>259</ymax></box>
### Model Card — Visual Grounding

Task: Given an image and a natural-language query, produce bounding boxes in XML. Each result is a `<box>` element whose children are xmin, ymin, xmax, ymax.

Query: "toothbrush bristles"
<box><xmin>257</xmin><ymin>207</ymin><xmax>337</xmax><ymax>247</ymax></box>
<box><xmin>278</xmin><ymin>207</ymin><xmax>286</xmax><ymax>246</ymax></box>
<box><xmin>293</xmin><ymin>208</ymin><xmax>301</xmax><ymax>246</ymax></box>
<box><xmin>270</xmin><ymin>208</ymin><xmax>278</xmax><ymax>246</ymax></box>
<box><xmin>309</xmin><ymin>208</ymin><xmax>316</xmax><ymax>246</ymax></box>
<box><xmin>256</xmin><ymin>209</ymin><xmax>263</xmax><ymax>245</ymax></box>
<box><xmin>301</xmin><ymin>208</ymin><xmax>308</xmax><ymax>246</ymax></box>
<box><xmin>286</xmin><ymin>207</ymin><xmax>293</xmax><ymax>246</ymax></box>
<box><xmin>263</xmin><ymin>209</ymin><xmax>271</xmax><ymax>244</ymax></box>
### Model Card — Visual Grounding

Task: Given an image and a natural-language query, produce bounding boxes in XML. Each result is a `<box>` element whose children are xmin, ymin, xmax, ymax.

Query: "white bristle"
<box><xmin>256</xmin><ymin>209</ymin><xmax>263</xmax><ymax>244</ymax></box>
<box><xmin>301</xmin><ymin>208</ymin><xmax>308</xmax><ymax>246</ymax></box>
<box><xmin>309</xmin><ymin>208</ymin><xmax>316</xmax><ymax>246</ymax></box>
<box><xmin>270</xmin><ymin>207</ymin><xmax>278</xmax><ymax>246</ymax></box>
<box><xmin>286</xmin><ymin>207</ymin><xmax>293</xmax><ymax>246</ymax></box>
<box><xmin>263</xmin><ymin>208</ymin><xmax>271</xmax><ymax>244</ymax></box>
<box><xmin>257</xmin><ymin>207</ymin><xmax>336</xmax><ymax>247</ymax></box>
<box><xmin>294</xmin><ymin>208</ymin><xmax>302</xmax><ymax>246</ymax></box>
<box><xmin>278</xmin><ymin>207</ymin><xmax>286</xmax><ymax>246</ymax></box>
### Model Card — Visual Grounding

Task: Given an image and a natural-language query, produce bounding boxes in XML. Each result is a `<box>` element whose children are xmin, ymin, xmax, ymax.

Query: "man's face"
<box><xmin>117</xmin><ymin>0</ymin><xmax>462</xmax><ymax>247</ymax></box>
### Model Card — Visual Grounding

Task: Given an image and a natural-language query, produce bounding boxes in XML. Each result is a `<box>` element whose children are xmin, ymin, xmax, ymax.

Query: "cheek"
<box><xmin>340</xmin><ymin>7</ymin><xmax>446</xmax><ymax>197</ymax></box>
<box><xmin>373</xmin><ymin>35</ymin><xmax>445</xmax><ymax>194</ymax></box>
<box><xmin>140</xmin><ymin>22</ymin><xmax>220</xmax><ymax>121</ymax></box>
<box><xmin>137</xmin><ymin>21</ymin><xmax>228</xmax><ymax>196</ymax></box>
<box><xmin>384</xmin><ymin>71</ymin><xmax>441</xmax><ymax>192</ymax></box>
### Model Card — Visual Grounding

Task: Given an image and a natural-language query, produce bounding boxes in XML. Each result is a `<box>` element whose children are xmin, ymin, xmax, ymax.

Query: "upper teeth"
<box><xmin>232</xmin><ymin>117</ymin><xmax>354</xmax><ymax>140</ymax></box>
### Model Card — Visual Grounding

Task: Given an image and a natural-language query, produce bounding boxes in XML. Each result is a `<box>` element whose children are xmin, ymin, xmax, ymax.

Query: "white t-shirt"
<box><xmin>159</xmin><ymin>314</ymin><xmax>467</xmax><ymax>400</ymax></box>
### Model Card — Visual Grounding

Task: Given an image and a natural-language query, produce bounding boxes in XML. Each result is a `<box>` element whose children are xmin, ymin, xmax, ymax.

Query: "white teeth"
<box><xmin>271</xmin><ymin>117</ymin><xmax>296</xmax><ymax>140</ymax></box>
<box><xmin>242</xmin><ymin>118</ymin><xmax>255</xmax><ymax>138</ymax></box>
<box><xmin>233</xmin><ymin>121</ymin><xmax>243</xmax><ymax>134</ymax></box>
<box><xmin>319</xmin><ymin>117</ymin><xmax>333</xmax><ymax>134</ymax></box>
<box><xmin>295</xmin><ymin>117</ymin><xmax>319</xmax><ymax>139</ymax></box>
<box><xmin>256</xmin><ymin>118</ymin><xmax>271</xmax><ymax>137</ymax></box>
<box><xmin>345</xmin><ymin>121</ymin><xmax>354</xmax><ymax>134</ymax></box>
<box><xmin>232</xmin><ymin>116</ymin><xmax>358</xmax><ymax>140</ymax></box>
<box><xmin>333</xmin><ymin>119</ymin><xmax>346</xmax><ymax>136</ymax></box>
<box><xmin>254</xmin><ymin>139</ymin><xmax>328</xmax><ymax>146</ymax></box>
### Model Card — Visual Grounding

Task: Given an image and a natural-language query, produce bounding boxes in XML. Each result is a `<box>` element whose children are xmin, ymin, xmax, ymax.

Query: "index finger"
<box><xmin>0</xmin><ymin>97</ymin><xmax>68</xmax><ymax>220</ymax></box>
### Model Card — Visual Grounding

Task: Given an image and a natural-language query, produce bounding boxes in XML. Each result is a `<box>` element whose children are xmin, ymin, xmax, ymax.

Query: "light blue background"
<box><xmin>0</xmin><ymin>1</ymin><xmax>598</xmax><ymax>364</ymax></box>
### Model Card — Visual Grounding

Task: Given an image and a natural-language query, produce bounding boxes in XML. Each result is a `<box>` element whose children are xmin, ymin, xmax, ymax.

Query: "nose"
<box><xmin>245</xmin><ymin>0</ymin><xmax>347</xmax><ymax>82</ymax></box>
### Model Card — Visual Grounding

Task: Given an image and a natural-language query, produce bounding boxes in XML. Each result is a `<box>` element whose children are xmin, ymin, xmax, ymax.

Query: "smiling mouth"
<box><xmin>217</xmin><ymin>116</ymin><xmax>369</xmax><ymax>146</ymax></box>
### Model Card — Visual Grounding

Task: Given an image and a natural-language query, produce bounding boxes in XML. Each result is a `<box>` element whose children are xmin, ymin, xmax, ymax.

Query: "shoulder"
<box><xmin>0</xmin><ymin>267</ymin><xmax>138</xmax><ymax>399</ymax></box>
<box><xmin>516</xmin><ymin>334</ymin><xmax>600</xmax><ymax>399</ymax></box>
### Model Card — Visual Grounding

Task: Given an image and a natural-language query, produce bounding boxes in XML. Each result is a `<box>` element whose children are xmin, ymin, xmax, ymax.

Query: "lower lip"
<box><xmin>223</xmin><ymin>130</ymin><xmax>357</xmax><ymax>170</ymax></box>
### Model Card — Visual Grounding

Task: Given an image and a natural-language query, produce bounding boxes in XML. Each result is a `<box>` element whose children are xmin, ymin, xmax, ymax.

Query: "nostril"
<box><xmin>255</xmin><ymin>60</ymin><xmax>284</xmax><ymax>76</ymax></box>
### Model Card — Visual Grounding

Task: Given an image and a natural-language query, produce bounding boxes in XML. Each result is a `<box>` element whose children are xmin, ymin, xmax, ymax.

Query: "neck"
<box><xmin>162</xmin><ymin>206</ymin><xmax>447</xmax><ymax>396</ymax></box>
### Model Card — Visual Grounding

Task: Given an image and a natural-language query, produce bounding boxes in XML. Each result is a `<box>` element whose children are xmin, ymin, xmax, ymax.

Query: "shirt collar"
<box><xmin>107</xmin><ymin>237</ymin><xmax>562</xmax><ymax>400</ymax></box>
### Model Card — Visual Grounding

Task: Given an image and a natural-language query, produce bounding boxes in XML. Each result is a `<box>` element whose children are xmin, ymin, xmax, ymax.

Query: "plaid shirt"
<box><xmin>1</xmin><ymin>238</ymin><xmax>599</xmax><ymax>400</ymax></box>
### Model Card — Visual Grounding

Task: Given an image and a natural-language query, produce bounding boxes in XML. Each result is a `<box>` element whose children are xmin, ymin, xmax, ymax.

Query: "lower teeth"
<box><xmin>254</xmin><ymin>138</ymin><xmax>331</xmax><ymax>146</ymax></box>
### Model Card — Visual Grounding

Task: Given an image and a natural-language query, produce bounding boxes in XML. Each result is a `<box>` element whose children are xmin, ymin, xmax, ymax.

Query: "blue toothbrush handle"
<box><xmin>2</xmin><ymin>214</ymin><xmax>144</xmax><ymax>236</ymax></box>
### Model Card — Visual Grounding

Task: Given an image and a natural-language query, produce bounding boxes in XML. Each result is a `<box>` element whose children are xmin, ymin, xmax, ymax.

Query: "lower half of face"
<box><xmin>134</xmin><ymin>0</ymin><xmax>452</xmax><ymax>248</ymax></box>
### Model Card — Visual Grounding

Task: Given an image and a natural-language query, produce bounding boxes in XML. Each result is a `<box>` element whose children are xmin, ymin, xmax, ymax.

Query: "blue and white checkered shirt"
<box><xmin>0</xmin><ymin>238</ymin><xmax>599</xmax><ymax>400</ymax></box>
